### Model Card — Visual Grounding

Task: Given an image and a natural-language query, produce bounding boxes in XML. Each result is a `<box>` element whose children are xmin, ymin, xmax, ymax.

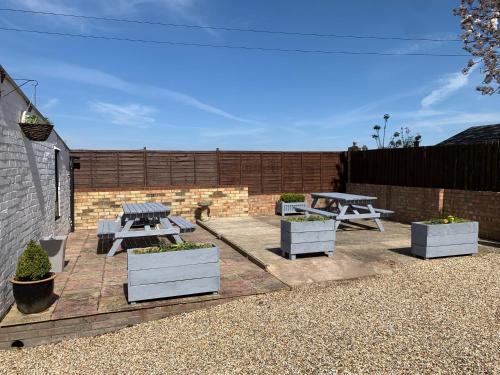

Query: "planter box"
<box><xmin>280</xmin><ymin>219</ymin><xmax>336</xmax><ymax>260</ymax></box>
<box><xmin>276</xmin><ymin>201</ymin><xmax>307</xmax><ymax>216</ymax></box>
<box><xmin>411</xmin><ymin>221</ymin><xmax>478</xmax><ymax>259</ymax></box>
<box><xmin>127</xmin><ymin>246</ymin><xmax>220</xmax><ymax>303</ymax></box>
<box><xmin>39</xmin><ymin>236</ymin><xmax>67</xmax><ymax>273</ymax></box>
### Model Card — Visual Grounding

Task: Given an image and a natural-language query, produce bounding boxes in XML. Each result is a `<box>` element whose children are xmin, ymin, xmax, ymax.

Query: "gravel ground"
<box><xmin>1</xmin><ymin>249</ymin><xmax>499</xmax><ymax>375</ymax></box>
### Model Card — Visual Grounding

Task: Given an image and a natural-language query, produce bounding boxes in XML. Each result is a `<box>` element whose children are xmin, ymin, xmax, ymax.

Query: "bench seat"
<box><xmin>97</xmin><ymin>219</ymin><xmax>120</xmax><ymax>240</ymax></box>
<box><xmin>294</xmin><ymin>206</ymin><xmax>338</xmax><ymax>218</ymax></box>
<box><xmin>168</xmin><ymin>216</ymin><xmax>197</xmax><ymax>233</ymax></box>
<box><xmin>351</xmin><ymin>204</ymin><xmax>394</xmax><ymax>217</ymax></box>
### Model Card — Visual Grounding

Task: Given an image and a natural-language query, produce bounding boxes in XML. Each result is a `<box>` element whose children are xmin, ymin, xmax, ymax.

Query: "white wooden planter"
<box><xmin>411</xmin><ymin>221</ymin><xmax>478</xmax><ymax>259</ymax></box>
<box><xmin>280</xmin><ymin>219</ymin><xmax>336</xmax><ymax>260</ymax></box>
<box><xmin>127</xmin><ymin>246</ymin><xmax>220</xmax><ymax>303</ymax></box>
<box><xmin>276</xmin><ymin>201</ymin><xmax>307</xmax><ymax>216</ymax></box>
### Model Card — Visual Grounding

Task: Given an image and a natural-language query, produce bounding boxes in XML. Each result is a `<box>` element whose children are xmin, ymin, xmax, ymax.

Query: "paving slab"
<box><xmin>202</xmin><ymin>216</ymin><xmax>423</xmax><ymax>286</ymax></box>
<box><xmin>1</xmin><ymin>226</ymin><xmax>287</xmax><ymax>329</ymax></box>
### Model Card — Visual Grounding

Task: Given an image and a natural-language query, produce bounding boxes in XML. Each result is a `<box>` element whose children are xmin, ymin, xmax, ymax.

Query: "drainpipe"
<box><xmin>69</xmin><ymin>156</ymin><xmax>80</xmax><ymax>232</ymax></box>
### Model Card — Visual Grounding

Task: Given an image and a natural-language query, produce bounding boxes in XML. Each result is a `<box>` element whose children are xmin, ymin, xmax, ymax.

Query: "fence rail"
<box><xmin>349</xmin><ymin>141</ymin><xmax>500</xmax><ymax>192</ymax></box>
<box><xmin>71</xmin><ymin>150</ymin><xmax>346</xmax><ymax>194</ymax></box>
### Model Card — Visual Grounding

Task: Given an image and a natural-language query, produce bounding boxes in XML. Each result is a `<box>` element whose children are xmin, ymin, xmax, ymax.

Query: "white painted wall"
<box><xmin>0</xmin><ymin>67</ymin><xmax>71</xmax><ymax>319</ymax></box>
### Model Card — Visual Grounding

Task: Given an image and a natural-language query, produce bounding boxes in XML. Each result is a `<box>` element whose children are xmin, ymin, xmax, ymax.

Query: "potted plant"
<box><xmin>276</xmin><ymin>193</ymin><xmax>307</xmax><ymax>216</ymax></box>
<box><xmin>10</xmin><ymin>241</ymin><xmax>56</xmax><ymax>314</ymax></box>
<box><xmin>411</xmin><ymin>215</ymin><xmax>478</xmax><ymax>259</ymax></box>
<box><xmin>127</xmin><ymin>242</ymin><xmax>220</xmax><ymax>303</ymax></box>
<box><xmin>18</xmin><ymin>111</ymin><xmax>54</xmax><ymax>141</ymax></box>
<box><xmin>281</xmin><ymin>216</ymin><xmax>336</xmax><ymax>260</ymax></box>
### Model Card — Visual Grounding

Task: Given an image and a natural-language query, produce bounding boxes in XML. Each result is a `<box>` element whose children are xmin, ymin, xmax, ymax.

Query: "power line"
<box><xmin>0</xmin><ymin>7</ymin><xmax>462</xmax><ymax>43</ymax></box>
<box><xmin>0</xmin><ymin>26</ymin><xmax>468</xmax><ymax>57</ymax></box>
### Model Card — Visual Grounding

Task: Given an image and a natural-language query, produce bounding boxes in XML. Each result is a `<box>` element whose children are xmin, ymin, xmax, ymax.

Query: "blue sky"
<box><xmin>0</xmin><ymin>0</ymin><xmax>498</xmax><ymax>150</ymax></box>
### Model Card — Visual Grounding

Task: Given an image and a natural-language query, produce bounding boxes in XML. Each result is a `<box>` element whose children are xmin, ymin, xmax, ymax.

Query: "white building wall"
<box><xmin>0</xmin><ymin>68</ymin><xmax>71</xmax><ymax>318</ymax></box>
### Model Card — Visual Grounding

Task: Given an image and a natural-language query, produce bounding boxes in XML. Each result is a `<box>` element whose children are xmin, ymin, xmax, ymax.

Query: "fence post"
<box><xmin>90</xmin><ymin>152</ymin><xmax>94</xmax><ymax>188</ymax></box>
<box><xmin>216</xmin><ymin>148</ymin><xmax>220</xmax><ymax>187</ymax></box>
<box><xmin>116</xmin><ymin>152</ymin><xmax>120</xmax><ymax>188</ymax></box>
<box><xmin>347</xmin><ymin>150</ymin><xmax>351</xmax><ymax>187</ymax></box>
<box><xmin>143</xmin><ymin>147</ymin><xmax>147</xmax><ymax>188</ymax></box>
<box><xmin>300</xmin><ymin>153</ymin><xmax>304</xmax><ymax>193</ymax></box>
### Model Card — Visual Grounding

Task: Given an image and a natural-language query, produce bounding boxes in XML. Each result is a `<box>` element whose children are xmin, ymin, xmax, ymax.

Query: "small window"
<box><xmin>55</xmin><ymin>148</ymin><xmax>60</xmax><ymax>220</ymax></box>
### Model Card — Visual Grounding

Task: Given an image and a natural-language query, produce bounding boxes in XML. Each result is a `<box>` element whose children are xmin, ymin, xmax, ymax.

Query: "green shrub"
<box><xmin>286</xmin><ymin>215</ymin><xmax>330</xmax><ymax>222</ymax></box>
<box><xmin>134</xmin><ymin>242</ymin><xmax>213</xmax><ymax>254</ymax></box>
<box><xmin>279</xmin><ymin>193</ymin><xmax>305</xmax><ymax>203</ymax></box>
<box><xmin>15</xmin><ymin>241</ymin><xmax>51</xmax><ymax>281</ymax></box>
<box><xmin>424</xmin><ymin>215</ymin><xmax>469</xmax><ymax>225</ymax></box>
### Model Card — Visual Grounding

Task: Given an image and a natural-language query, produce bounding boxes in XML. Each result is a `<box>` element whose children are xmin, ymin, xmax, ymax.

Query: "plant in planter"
<box><xmin>10</xmin><ymin>240</ymin><xmax>56</xmax><ymax>314</ymax></box>
<box><xmin>127</xmin><ymin>242</ymin><xmax>220</xmax><ymax>303</ymax></box>
<box><xmin>18</xmin><ymin>111</ymin><xmax>54</xmax><ymax>141</ymax></box>
<box><xmin>411</xmin><ymin>215</ymin><xmax>478</xmax><ymax>259</ymax></box>
<box><xmin>281</xmin><ymin>215</ymin><xmax>336</xmax><ymax>260</ymax></box>
<box><xmin>276</xmin><ymin>192</ymin><xmax>307</xmax><ymax>216</ymax></box>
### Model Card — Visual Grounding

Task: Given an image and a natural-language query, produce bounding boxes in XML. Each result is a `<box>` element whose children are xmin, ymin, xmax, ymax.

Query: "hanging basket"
<box><xmin>19</xmin><ymin>122</ymin><xmax>54</xmax><ymax>141</ymax></box>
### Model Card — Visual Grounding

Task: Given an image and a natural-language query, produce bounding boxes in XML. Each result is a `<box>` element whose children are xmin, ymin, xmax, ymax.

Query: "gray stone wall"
<box><xmin>0</xmin><ymin>73</ymin><xmax>71</xmax><ymax>319</ymax></box>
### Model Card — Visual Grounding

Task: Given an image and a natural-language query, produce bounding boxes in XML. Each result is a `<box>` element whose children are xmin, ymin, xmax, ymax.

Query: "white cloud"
<box><xmin>9</xmin><ymin>0</ymin><xmax>78</xmax><ymax>14</ymax></box>
<box><xmin>39</xmin><ymin>97</ymin><xmax>59</xmax><ymax>110</ymax></box>
<box><xmin>3</xmin><ymin>0</ymin><xmax>215</xmax><ymax>35</ymax></box>
<box><xmin>421</xmin><ymin>65</ymin><xmax>478</xmax><ymax>108</ymax></box>
<box><xmin>5</xmin><ymin>58</ymin><xmax>260</xmax><ymax>125</ymax></box>
<box><xmin>201</xmin><ymin>126</ymin><xmax>267</xmax><ymax>137</ymax></box>
<box><xmin>90</xmin><ymin>101</ymin><xmax>157</xmax><ymax>127</ymax></box>
<box><xmin>406</xmin><ymin>111</ymin><xmax>500</xmax><ymax>131</ymax></box>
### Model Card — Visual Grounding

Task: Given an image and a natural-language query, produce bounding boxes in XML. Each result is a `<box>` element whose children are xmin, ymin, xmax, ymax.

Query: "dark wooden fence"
<box><xmin>349</xmin><ymin>141</ymin><xmax>500</xmax><ymax>192</ymax></box>
<box><xmin>71</xmin><ymin>150</ymin><xmax>346</xmax><ymax>194</ymax></box>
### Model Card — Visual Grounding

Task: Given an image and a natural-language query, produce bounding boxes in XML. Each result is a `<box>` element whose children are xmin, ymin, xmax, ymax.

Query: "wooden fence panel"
<box><xmin>170</xmin><ymin>153</ymin><xmax>195</xmax><ymax>185</ymax></box>
<box><xmin>146</xmin><ymin>152</ymin><xmax>171</xmax><ymax>187</ymax></box>
<box><xmin>71</xmin><ymin>151</ymin><xmax>93</xmax><ymax>188</ymax></box>
<box><xmin>118</xmin><ymin>152</ymin><xmax>144</xmax><ymax>187</ymax></box>
<box><xmin>72</xmin><ymin>150</ymin><xmax>346</xmax><ymax>194</ymax></box>
<box><xmin>194</xmin><ymin>152</ymin><xmax>218</xmax><ymax>186</ymax></box>
<box><xmin>349</xmin><ymin>142</ymin><xmax>500</xmax><ymax>192</ymax></box>
<box><xmin>302</xmin><ymin>153</ymin><xmax>321</xmax><ymax>192</ymax></box>
<box><xmin>240</xmin><ymin>153</ymin><xmax>262</xmax><ymax>194</ymax></box>
<box><xmin>218</xmin><ymin>152</ymin><xmax>241</xmax><ymax>187</ymax></box>
<box><xmin>93</xmin><ymin>152</ymin><xmax>118</xmax><ymax>188</ymax></box>
<box><xmin>282</xmin><ymin>153</ymin><xmax>303</xmax><ymax>193</ymax></box>
<box><xmin>261</xmin><ymin>153</ymin><xmax>282</xmax><ymax>193</ymax></box>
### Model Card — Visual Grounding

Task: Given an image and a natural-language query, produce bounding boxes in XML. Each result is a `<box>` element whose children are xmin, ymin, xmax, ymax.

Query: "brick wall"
<box><xmin>348</xmin><ymin>183</ymin><xmax>500</xmax><ymax>241</ymax></box>
<box><xmin>75</xmin><ymin>187</ymin><xmax>249</xmax><ymax>229</ymax></box>
<box><xmin>0</xmin><ymin>71</ymin><xmax>71</xmax><ymax>319</ymax></box>
<box><xmin>76</xmin><ymin>190</ymin><xmax>321</xmax><ymax>228</ymax></box>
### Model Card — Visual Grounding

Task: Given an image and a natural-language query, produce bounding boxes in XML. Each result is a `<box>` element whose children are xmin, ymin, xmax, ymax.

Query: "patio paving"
<box><xmin>0</xmin><ymin>226</ymin><xmax>286</xmax><ymax>328</ymax></box>
<box><xmin>201</xmin><ymin>216</ymin><xmax>425</xmax><ymax>286</ymax></box>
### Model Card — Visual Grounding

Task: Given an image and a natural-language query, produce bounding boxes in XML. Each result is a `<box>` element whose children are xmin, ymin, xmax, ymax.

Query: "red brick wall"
<box><xmin>348</xmin><ymin>183</ymin><xmax>500</xmax><ymax>241</ymax></box>
<box><xmin>443</xmin><ymin>189</ymin><xmax>500</xmax><ymax>241</ymax></box>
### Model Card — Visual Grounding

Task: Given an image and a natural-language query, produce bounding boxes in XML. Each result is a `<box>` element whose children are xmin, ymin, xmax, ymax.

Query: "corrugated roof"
<box><xmin>438</xmin><ymin>123</ymin><xmax>500</xmax><ymax>145</ymax></box>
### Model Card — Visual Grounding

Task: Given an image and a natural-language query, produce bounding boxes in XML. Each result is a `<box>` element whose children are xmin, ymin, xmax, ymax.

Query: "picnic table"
<box><xmin>98</xmin><ymin>203</ymin><xmax>196</xmax><ymax>257</ymax></box>
<box><xmin>121</xmin><ymin>202</ymin><xmax>170</xmax><ymax>226</ymax></box>
<box><xmin>296</xmin><ymin>192</ymin><xmax>393</xmax><ymax>232</ymax></box>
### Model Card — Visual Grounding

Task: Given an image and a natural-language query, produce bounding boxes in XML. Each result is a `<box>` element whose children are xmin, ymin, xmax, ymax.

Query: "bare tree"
<box><xmin>454</xmin><ymin>0</ymin><xmax>499</xmax><ymax>95</ymax></box>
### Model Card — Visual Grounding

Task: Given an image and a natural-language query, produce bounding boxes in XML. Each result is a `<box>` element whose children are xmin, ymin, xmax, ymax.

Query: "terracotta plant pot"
<box><xmin>10</xmin><ymin>273</ymin><xmax>56</xmax><ymax>314</ymax></box>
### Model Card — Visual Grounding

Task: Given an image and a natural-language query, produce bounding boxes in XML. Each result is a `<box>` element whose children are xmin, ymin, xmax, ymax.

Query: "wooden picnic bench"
<box><xmin>97</xmin><ymin>203</ymin><xmax>196</xmax><ymax>257</ymax></box>
<box><xmin>306</xmin><ymin>192</ymin><xmax>391</xmax><ymax>232</ymax></box>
